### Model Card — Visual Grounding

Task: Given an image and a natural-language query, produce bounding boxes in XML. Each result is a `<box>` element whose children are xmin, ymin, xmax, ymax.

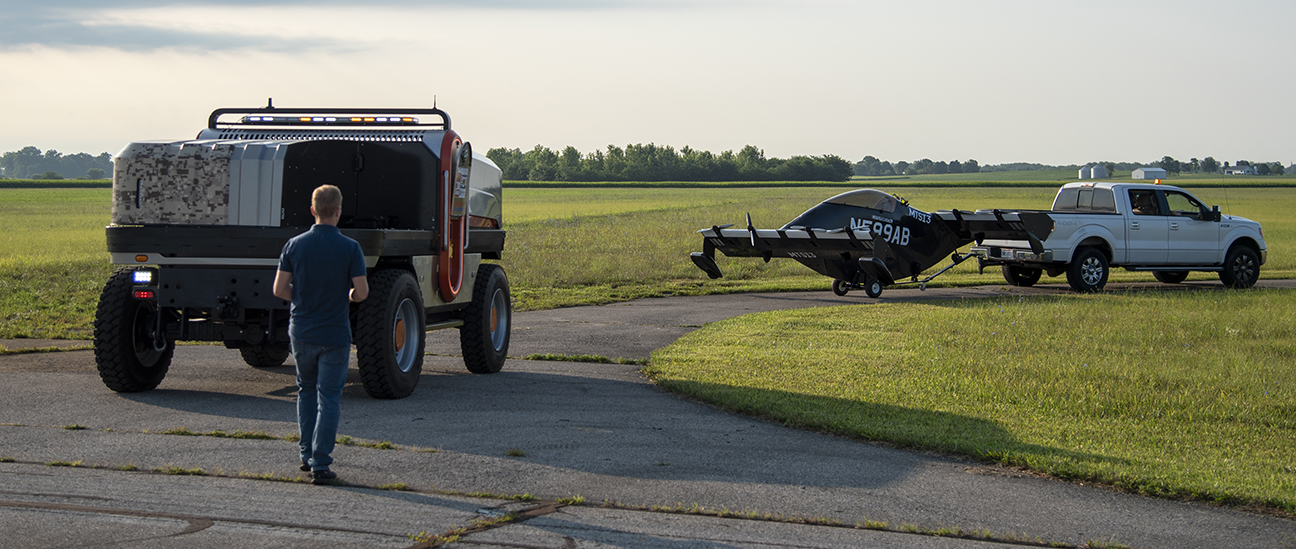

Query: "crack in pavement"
<box><xmin>0</xmin><ymin>497</ymin><xmax>422</xmax><ymax>544</ymax></box>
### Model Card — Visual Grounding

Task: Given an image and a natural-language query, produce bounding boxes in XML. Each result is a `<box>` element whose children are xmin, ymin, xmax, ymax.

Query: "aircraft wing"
<box><xmin>689</xmin><ymin>215</ymin><xmax>888</xmax><ymax>280</ymax></box>
<box><xmin>937</xmin><ymin>210</ymin><xmax>1054</xmax><ymax>253</ymax></box>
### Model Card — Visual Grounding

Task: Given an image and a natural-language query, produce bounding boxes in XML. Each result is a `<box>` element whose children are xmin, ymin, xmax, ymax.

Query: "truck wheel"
<box><xmin>355</xmin><ymin>270</ymin><xmax>425</xmax><ymax>399</ymax></box>
<box><xmin>831</xmin><ymin>279</ymin><xmax>850</xmax><ymax>296</ymax></box>
<box><xmin>1002</xmin><ymin>265</ymin><xmax>1042</xmax><ymax>287</ymax></box>
<box><xmin>240</xmin><ymin>343</ymin><xmax>291</xmax><ymax>368</ymax></box>
<box><xmin>1153</xmin><ymin>271</ymin><xmax>1189</xmax><ymax>284</ymax></box>
<box><xmin>93</xmin><ymin>268</ymin><xmax>173</xmax><ymax>392</ymax></box>
<box><xmin>1066</xmin><ymin>248</ymin><xmax>1108</xmax><ymax>293</ymax></box>
<box><xmin>1219</xmin><ymin>246</ymin><xmax>1260</xmax><ymax>289</ymax></box>
<box><xmin>461</xmin><ymin>263</ymin><xmax>511</xmax><ymax>374</ymax></box>
<box><xmin>863</xmin><ymin>277</ymin><xmax>883</xmax><ymax>298</ymax></box>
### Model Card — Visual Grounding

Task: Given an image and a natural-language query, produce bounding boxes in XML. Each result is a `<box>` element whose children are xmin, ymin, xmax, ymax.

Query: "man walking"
<box><xmin>273</xmin><ymin>185</ymin><xmax>368</xmax><ymax>485</ymax></box>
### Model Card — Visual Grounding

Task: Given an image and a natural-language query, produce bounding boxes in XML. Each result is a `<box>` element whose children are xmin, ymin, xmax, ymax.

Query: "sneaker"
<box><xmin>311</xmin><ymin>469</ymin><xmax>338</xmax><ymax>485</ymax></box>
<box><xmin>299</xmin><ymin>461</ymin><xmax>310</xmax><ymax>472</ymax></box>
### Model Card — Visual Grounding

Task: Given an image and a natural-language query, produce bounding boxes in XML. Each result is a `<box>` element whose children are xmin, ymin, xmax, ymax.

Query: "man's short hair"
<box><xmin>312</xmin><ymin>185</ymin><xmax>343</xmax><ymax>218</ymax></box>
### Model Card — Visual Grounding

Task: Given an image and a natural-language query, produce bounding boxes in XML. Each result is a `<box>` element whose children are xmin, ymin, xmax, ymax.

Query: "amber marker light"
<box><xmin>135</xmin><ymin>255</ymin><xmax>149</xmax><ymax>262</ymax></box>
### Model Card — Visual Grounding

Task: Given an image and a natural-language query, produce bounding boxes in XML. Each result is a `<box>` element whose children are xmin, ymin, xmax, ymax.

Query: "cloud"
<box><xmin>0</xmin><ymin>0</ymin><xmax>702</xmax><ymax>51</ymax></box>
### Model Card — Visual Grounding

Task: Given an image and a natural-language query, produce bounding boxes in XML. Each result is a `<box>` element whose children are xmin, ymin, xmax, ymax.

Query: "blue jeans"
<box><xmin>293</xmin><ymin>341</ymin><xmax>350</xmax><ymax>471</ymax></box>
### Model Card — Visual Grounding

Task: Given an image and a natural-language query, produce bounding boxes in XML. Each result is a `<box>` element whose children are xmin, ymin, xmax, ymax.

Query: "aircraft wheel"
<box><xmin>863</xmin><ymin>277</ymin><xmax>883</xmax><ymax>298</ymax></box>
<box><xmin>831</xmin><ymin>279</ymin><xmax>850</xmax><ymax>296</ymax></box>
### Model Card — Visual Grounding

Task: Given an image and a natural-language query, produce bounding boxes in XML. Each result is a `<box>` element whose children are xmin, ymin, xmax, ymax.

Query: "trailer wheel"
<box><xmin>1153</xmin><ymin>271</ymin><xmax>1189</xmax><ymax>284</ymax></box>
<box><xmin>1219</xmin><ymin>245</ymin><xmax>1260</xmax><ymax>289</ymax></box>
<box><xmin>93</xmin><ymin>268</ymin><xmax>173</xmax><ymax>393</ymax></box>
<box><xmin>831</xmin><ymin>279</ymin><xmax>850</xmax><ymax>296</ymax></box>
<box><xmin>863</xmin><ymin>277</ymin><xmax>883</xmax><ymax>298</ymax></box>
<box><xmin>1002</xmin><ymin>265</ymin><xmax>1042</xmax><ymax>287</ymax></box>
<box><xmin>355</xmin><ymin>270</ymin><xmax>425</xmax><ymax>399</ymax></box>
<box><xmin>461</xmin><ymin>263</ymin><xmax>511</xmax><ymax>374</ymax></box>
<box><xmin>1066</xmin><ymin>248</ymin><xmax>1108</xmax><ymax>293</ymax></box>
<box><xmin>240</xmin><ymin>343</ymin><xmax>291</xmax><ymax>368</ymax></box>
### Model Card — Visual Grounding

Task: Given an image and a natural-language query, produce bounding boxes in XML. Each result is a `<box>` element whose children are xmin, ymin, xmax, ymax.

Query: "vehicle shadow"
<box><xmin>656</xmin><ymin>379</ymin><xmax>1123</xmax><ymax>469</ymax></box>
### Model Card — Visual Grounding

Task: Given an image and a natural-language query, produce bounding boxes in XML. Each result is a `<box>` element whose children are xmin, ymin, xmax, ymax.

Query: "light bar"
<box><xmin>132</xmin><ymin>270</ymin><xmax>154</xmax><ymax>284</ymax></box>
<box><xmin>239</xmin><ymin>115</ymin><xmax>420</xmax><ymax>126</ymax></box>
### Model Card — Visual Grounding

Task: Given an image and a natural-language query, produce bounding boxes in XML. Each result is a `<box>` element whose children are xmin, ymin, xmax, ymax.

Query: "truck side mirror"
<box><xmin>1210</xmin><ymin>205</ymin><xmax>1221</xmax><ymax>222</ymax></box>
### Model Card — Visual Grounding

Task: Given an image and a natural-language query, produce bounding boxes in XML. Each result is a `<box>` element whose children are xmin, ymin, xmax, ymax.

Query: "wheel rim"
<box><xmin>1081</xmin><ymin>257</ymin><xmax>1103</xmax><ymax>286</ymax></box>
<box><xmin>871</xmin><ymin>281</ymin><xmax>882</xmax><ymax>294</ymax></box>
<box><xmin>392</xmin><ymin>297</ymin><xmax>420</xmax><ymax>373</ymax></box>
<box><xmin>1232</xmin><ymin>253</ymin><xmax>1255</xmax><ymax>283</ymax></box>
<box><xmin>488</xmin><ymin>288</ymin><xmax>508</xmax><ymax>351</ymax></box>
<box><xmin>131</xmin><ymin>303</ymin><xmax>163</xmax><ymax>367</ymax></box>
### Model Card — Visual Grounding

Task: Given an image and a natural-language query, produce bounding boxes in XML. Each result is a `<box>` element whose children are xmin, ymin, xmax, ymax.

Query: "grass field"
<box><xmin>3</xmin><ymin>185</ymin><xmax>1295</xmax><ymax>337</ymax></box>
<box><xmin>647</xmin><ymin>290</ymin><xmax>1296</xmax><ymax>514</ymax></box>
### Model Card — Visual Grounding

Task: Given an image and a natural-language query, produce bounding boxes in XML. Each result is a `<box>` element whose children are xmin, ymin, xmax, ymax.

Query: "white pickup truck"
<box><xmin>970</xmin><ymin>182</ymin><xmax>1266</xmax><ymax>292</ymax></box>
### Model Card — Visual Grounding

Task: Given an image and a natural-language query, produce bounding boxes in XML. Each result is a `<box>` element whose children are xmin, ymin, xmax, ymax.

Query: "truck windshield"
<box><xmin>1054</xmin><ymin>187</ymin><xmax>1116</xmax><ymax>212</ymax></box>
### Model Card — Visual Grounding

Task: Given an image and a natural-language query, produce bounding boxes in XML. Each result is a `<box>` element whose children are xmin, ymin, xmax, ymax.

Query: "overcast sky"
<box><xmin>2</xmin><ymin>0</ymin><xmax>1292</xmax><ymax>166</ymax></box>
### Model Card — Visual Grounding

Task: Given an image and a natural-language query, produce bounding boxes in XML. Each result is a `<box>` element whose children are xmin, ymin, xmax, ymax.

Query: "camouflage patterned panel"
<box><xmin>112</xmin><ymin>141</ymin><xmax>233</xmax><ymax>225</ymax></box>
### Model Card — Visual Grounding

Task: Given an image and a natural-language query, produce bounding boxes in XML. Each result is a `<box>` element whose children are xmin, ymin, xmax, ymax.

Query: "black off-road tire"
<box><xmin>1066</xmin><ymin>248</ymin><xmax>1109</xmax><ymax>293</ymax></box>
<box><xmin>355</xmin><ymin>270</ymin><xmax>425</xmax><ymax>399</ymax></box>
<box><xmin>1219</xmin><ymin>245</ymin><xmax>1260</xmax><ymax>289</ymax></box>
<box><xmin>831</xmin><ymin>279</ymin><xmax>850</xmax><ymax>296</ymax></box>
<box><xmin>461</xmin><ymin>263</ymin><xmax>511</xmax><ymax>374</ymax></box>
<box><xmin>93</xmin><ymin>268</ymin><xmax>174</xmax><ymax>392</ymax></box>
<box><xmin>1002</xmin><ymin>265</ymin><xmax>1042</xmax><ymax>287</ymax></box>
<box><xmin>240</xmin><ymin>343</ymin><xmax>291</xmax><ymax>368</ymax></box>
<box><xmin>1153</xmin><ymin>271</ymin><xmax>1189</xmax><ymax>284</ymax></box>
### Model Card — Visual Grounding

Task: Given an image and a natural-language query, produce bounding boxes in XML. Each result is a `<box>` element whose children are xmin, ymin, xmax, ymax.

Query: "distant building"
<box><xmin>1132</xmin><ymin>167</ymin><xmax>1167</xmax><ymax>180</ymax></box>
<box><xmin>1077</xmin><ymin>165</ymin><xmax>1108</xmax><ymax>179</ymax></box>
<box><xmin>1225</xmin><ymin>165</ymin><xmax>1258</xmax><ymax>175</ymax></box>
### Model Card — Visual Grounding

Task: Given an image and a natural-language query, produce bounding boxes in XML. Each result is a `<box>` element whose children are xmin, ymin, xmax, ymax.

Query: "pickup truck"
<box><xmin>970</xmin><ymin>182</ymin><xmax>1266</xmax><ymax>292</ymax></box>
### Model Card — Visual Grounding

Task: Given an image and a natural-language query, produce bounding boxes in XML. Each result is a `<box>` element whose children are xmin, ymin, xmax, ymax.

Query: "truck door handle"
<box><xmin>1170</xmin><ymin>222</ymin><xmax>1179</xmax><ymax>230</ymax></box>
<box><xmin>1130</xmin><ymin>221</ymin><xmax>1140</xmax><ymax>230</ymax></box>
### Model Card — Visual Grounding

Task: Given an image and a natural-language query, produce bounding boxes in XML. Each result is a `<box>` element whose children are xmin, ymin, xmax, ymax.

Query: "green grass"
<box><xmin>646</xmin><ymin>290</ymin><xmax>1296</xmax><ymax>514</ymax></box>
<box><xmin>3</xmin><ymin>185</ymin><xmax>1294</xmax><ymax>336</ymax></box>
<box><xmin>0</xmin><ymin>179</ymin><xmax>111</xmax><ymax>189</ymax></box>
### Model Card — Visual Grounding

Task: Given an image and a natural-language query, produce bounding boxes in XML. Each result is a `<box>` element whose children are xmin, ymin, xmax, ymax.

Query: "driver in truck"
<box><xmin>1131</xmin><ymin>190</ymin><xmax>1160</xmax><ymax>215</ymax></box>
<box><xmin>273</xmin><ymin>184</ymin><xmax>370</xmax><ymax>485</ymax></box>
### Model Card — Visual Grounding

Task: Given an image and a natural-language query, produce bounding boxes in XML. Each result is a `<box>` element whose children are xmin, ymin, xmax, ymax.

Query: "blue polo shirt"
<box><xmin>278</xmin><ymin>224</ymin><xmax>367</xmax><ymax>346</ymax></box>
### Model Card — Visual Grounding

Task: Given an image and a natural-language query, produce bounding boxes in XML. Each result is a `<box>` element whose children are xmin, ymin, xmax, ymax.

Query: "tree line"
<box><xmin>485</xmin><ymin>144</ymin><xmax>853</xmax><ymax>182</ymax></box>
<box><xmin>853</xmin><ymin>156</ymin><xmax>981</xmax><ymax>176</ymax></box>
<box><xmin>0</xmin><ymin>147</ymin><xmax>114</xmax><ymax>180</ymax></box>
<box><xmin>1157</xmin><ymin>156</ymin><xmax>1286</xmax><ymax>176</ymax></box>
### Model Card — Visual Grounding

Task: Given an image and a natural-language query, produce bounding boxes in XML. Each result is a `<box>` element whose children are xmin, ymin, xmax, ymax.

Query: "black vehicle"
<box><xmin>95</xmin><ymin>105</ymin><xmax>511</xmax><ymax>399</ymax></box>
<box><xmin>690</xmin><ymin>189</ymin><xmax>1054</xmax><ymax>297</ymax></box>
